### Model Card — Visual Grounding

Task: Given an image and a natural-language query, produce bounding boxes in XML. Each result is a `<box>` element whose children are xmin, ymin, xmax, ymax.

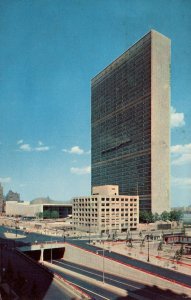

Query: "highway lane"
<box><xmin>52</xmin><ymin>259</ymin><xmax>185</xmax><ymax>300</ymax></box>
<box><xmin>48</xmin><ymin>264</ymin><xmax>124</xmax><ymax>300</ymax></box>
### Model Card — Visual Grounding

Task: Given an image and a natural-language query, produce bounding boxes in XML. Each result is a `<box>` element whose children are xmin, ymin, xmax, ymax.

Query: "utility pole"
<box><xmin>51</xmin><ymin>237</ymin><xmax>52</xmax><ymax>264</ymax></box>
<box><xmin>147</xmin><ymin>235</ymin><xmax>150</xmax><ymax>262</ymax></box>
<box><xmin>96</xmin><ymin>242</ymin><xmax>107</xmax><ymax>284</ymax></box>
<box><xmin>15</xmin><ymin>219</ymin><xmax>18</xmax><ymax>238</ymax></box>
<box><xmin>89</xmin><ymin>223</ymin><xmax>91</xmax><ymax>244</ymax></box>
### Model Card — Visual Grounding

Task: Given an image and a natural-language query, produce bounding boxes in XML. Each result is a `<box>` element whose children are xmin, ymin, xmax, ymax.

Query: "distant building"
<box><xmin>73</xmin><ymin>185</ymin><xmax>139</xmax><ymax>234</ymax></box>
<box><xmin>172</xmin><ymin>206</ymin><xmax>191</xmax><ymax>225</ymax></box>
<box><xmin>6</xmin><ymin>190</ymin><xmax>20</xmax><ymax>202</ymax></box>
<box><xmin>173</xmin><ymin>206</ymin><xmax>191</xmax><ymax>212</ymax></box>
<box><xmin>164</xmin><ymin>234</ymin><xmax>191</xmax><ymax>245</ymax></box>
<box><xmin>0</xmin><ymin>183</ymin><xmax>4</xmax><ymax>214</ymax></box>
<box><xmin>5</xmin><ymin>201</ymin><xmax>72</xmax><ymax>219</ymax></box>
<box><xmin>91</xmin><ymin>30</ymin><xmax>170</xmax><ymax>214</ymax></box>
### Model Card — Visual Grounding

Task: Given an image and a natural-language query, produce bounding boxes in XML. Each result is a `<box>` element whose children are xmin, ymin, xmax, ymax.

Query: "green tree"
<box><xmin>157</xmin><ymin>241</ymin><xmax>163</xmax><ymax>252</ymax></box>
<box><xmin>127</xmin><ymin>237</ymin><xmax>133</xmax><ymax>247</ymax></box>
<box><xmin>139</xmin><ymin>211</ymin><xmax>155</xmax><ymax>223</ymax></box>
<box><xmin>160</xmin><ymin>211</ymin><xmax>170</xmax><ymax>221</ymax></box>
<box><xmin>51</xmin><ymin>210</ymin><xmax>59</xmax><ymax>219</ymax></box>
<box><xmin>169</xmin><ymin>210</ymin><xmax>183</xmax><ymax>222</ymax></box>
<box><xmin>43</xmin><ymin>210</ymin><xmax>51</xmax><ymax>219</ymax></box>
<box><xmin>140</xmin><ymin>242</ymin><xmax>144</xmax><ymax>252</ymax></box>
<box><xmin>174</xmin><ymin>245</ymin><xmax>184</xmax><ymax>262</ymax></box>
<box><xmin>141</xmin><ymin>238</ymin><xmax>145</xmax><ymax>246</ymax></box>
<box><xmin>126</xmin><ymin>231</ymin><xmax>131</xmax><ymax>241</ymax></box>
<box><xmin>139</xmin><ymin>211</ymin><xmax>148</xmax><ymax>223</ymax></box>
<box><xmin>111</xmin><ymin>230</ymin><xmax>118</xmax><ymax>240</ymax></box>
<box><xmin>139</xmin><ymin>231</ymin><xmax>143</xmax><ymax>238</ymax></box>
<box><xmin>179</xmin><ymin>244</ymin><xmax>184</xmax><ymax>256</ymax></box>
<box><xmin>36</xmin><ymin>212</ymin><xmax>43</xmax><ymax>219</ymax></box>
<box><xmin>153</xmin><ymin>212</ymin><xmax>160</xmax><ymax>222</ymax></box>
<box><xmin>174</xmin><ymin>249</ymin><xmax>181</xmax><ymax>261</ymax></box>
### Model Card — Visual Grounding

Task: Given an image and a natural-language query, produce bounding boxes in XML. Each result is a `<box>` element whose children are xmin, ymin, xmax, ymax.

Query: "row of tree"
<box><xmin>36</xmin><ymin>209</ymin><xmax>183</xmax><ymax>222</ymax></box>
<box><xmin>139</xmin><ymin>210</ymin><xmax>183</xmax><ymax>223</ymax></box>
<box><xmin>36</xmin><ymin>210</ymin><xmax>59</xmax><ymax>219</ymax></box>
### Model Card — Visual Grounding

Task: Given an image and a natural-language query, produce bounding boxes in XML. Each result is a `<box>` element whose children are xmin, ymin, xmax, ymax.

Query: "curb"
<box><xmin>54</xmin><ymin>272</ymin><xmax>93</xmax><ymax>299</ymax></box>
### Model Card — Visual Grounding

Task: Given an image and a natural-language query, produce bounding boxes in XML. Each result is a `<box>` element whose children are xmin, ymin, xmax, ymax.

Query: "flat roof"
<box><xmin>91</xmin><ymin>30</ymin><xmax>170</xmax><ymax>85</ymax></box>
<box><xmin>41</xmin><ymin>203</ymin><xmax>72</xmax><ymax>207</ymax></box>
<box><xmin>72</xmin><ymin>195</ymin><xmax>139</xmax><ymax>198</ymax></box>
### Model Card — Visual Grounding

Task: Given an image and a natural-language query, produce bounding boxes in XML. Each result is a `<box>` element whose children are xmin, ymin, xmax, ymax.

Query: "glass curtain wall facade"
<box><xmin>91</xmin><ymin>30</ymin><xmax>170</xmax><ymax>213</ymax></box>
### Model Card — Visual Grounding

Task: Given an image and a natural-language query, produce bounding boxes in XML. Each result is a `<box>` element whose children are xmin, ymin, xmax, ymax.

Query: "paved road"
<box><xmin>66</xmin><ymin>238</ymin><xmax>191</xmax><ymax>289</ymax></box>
<box><xmin>1</xmin><ymin>226</ymin><xmax>191</xmax><ymax>291</ymax></box>
<box><xmin>51</xmin><ymin>259</ymin><xmax>187</xmax><ymax>300</ymax></box>
<box><xmin>0</xmin><ymin>226</ymin><xmax>62</xmax><ymax>244</ymax></box>
<box><xmin>48</xmin><ymin>263</ymin><xmax>122</xmax><ymax>300</ymax></box>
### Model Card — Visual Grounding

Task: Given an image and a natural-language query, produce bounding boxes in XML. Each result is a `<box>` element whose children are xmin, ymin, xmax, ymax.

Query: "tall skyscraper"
<box><xmin>91</xmin><ymin>30</ymin><xmax>170</xmax><ymax>214</ymax></box>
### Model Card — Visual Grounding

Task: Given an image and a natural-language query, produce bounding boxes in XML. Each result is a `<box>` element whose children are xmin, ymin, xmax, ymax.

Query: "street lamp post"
<box><xmin>15</xmin><ymin>219</ymin><xmax>18</xmax><ymax>238</ymax></box>
<box><xmin>147</xmin><ymin>235</ymin><xmax>150</xmax><ymax>262</ymax></box>
<box><xmin>96</xmin><ymin>249</ymin><xmax>105</xmax><ymax>283</ymax></box>
<box><xmin>146</xmin><ymin>221</ymin><xmax>150</xmax><ymax>262</ymax></box>
<box><xmin>96</xmin><ymin>242</ymin><xmax>110</xmax><ymax>284</ymax></box>
<box><xmin>89</xmin><ymin>223</ymin><xmax>91</xmax><ymax>244</ymax></box>
<box><xmin>51</xmin><ymin>237</ymin><xmax>53</xmax><ymax>264</ymax></box>
<box><xmin>102</xmin><ymin>248</ymin><xmax>105</xmax><ymax>284</ymax></box>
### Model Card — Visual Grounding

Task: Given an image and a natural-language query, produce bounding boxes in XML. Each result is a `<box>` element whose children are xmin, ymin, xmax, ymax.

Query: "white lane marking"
<box><xmin>55</xmin><ymin>261</ymin><xmax>177</xmax><ymax>300</ymax></box>
<box><xmin>58</xmin><ymin>277</ymin><xmax>111</xmax><ymax>300</ymax></box>
<box><xmin>54</xmin><ymin>259</ymin><xmax>140</xmax><ymax>289</ymax></box>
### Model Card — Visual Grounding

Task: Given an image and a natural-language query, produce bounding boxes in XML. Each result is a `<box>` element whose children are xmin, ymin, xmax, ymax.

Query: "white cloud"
<box><xmin>35</xmin><ymin>146</ymin><xmax>50</xmax><ymax>152</ymax></box>
<box><xmin>69</xmin><ymin>146</ymin><xmax>84</xmax><ymax>155</ymax></box>
<box><xmin>172</xmin><ymin>154</ymin><xmax>191</xmax><ymax>166</ymax></box>
<box><xmin>63</xmin><ymin>146</ymin><xmax>84</xmax><ymax>155</ymax></box>
<box><xmin>171</xmin><ymin>143</ymin><xmax>191</xmax><ymax>165</ymax></box>
<box><xmin>0</xmin><ymin>177</ymin><xmax>11</xmax><ymax>183</ymax></box>
<box><xmin>20</xmin><ymin>144</ymin><xmax>32</xmax><ymax>152</ymax></box>
<box><xmin>18</xmin><ymin>141</ymin><xmax>50</xmax><ymax>152</ymax></box>
<box><xmin>70</xmin><ymin>166</ymin><xmax>91</xmax><ymax>175</ymax></box>
<box><xmin>171</xmin><ymin>143</ymin><xmax>191</xmax><ymax>154</ymax></box>
<box><xmin>171</xmin><ymin>106</ymin><xmax>185</xmax><ymax>128</ymax></box>
<box><xmin>17</xmin><ymin>139</ymin><xmax>24</xmax><ymax>145</ymax></box>
<box><xmin>172</xmin><ymin>176</ymin><xmax>191</xmax><ymax>187</ymax></box>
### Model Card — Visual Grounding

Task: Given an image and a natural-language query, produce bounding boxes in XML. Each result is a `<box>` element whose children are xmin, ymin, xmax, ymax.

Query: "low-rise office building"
<box><xmin>73</xmin><ymin>185</ymin><xmax>139</xmax><ymax>234</ymax></box>
<box><xmin>5</xmin><ymin>201</ymin><xmax>72</xmax><ymax>219</ymax></box>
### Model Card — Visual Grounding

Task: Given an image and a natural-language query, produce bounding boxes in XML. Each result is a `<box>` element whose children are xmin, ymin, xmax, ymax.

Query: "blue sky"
<box><xmin>0</xmin><ymin>0</ymin><xmax>191</xmax><ymax>207</ymax></box>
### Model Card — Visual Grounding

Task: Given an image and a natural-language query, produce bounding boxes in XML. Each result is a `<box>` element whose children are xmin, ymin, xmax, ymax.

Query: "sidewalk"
<box><xmin>93</xmin><ymin>240</ymin><xmax>191</xmax><ymax>277</ymax></box>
